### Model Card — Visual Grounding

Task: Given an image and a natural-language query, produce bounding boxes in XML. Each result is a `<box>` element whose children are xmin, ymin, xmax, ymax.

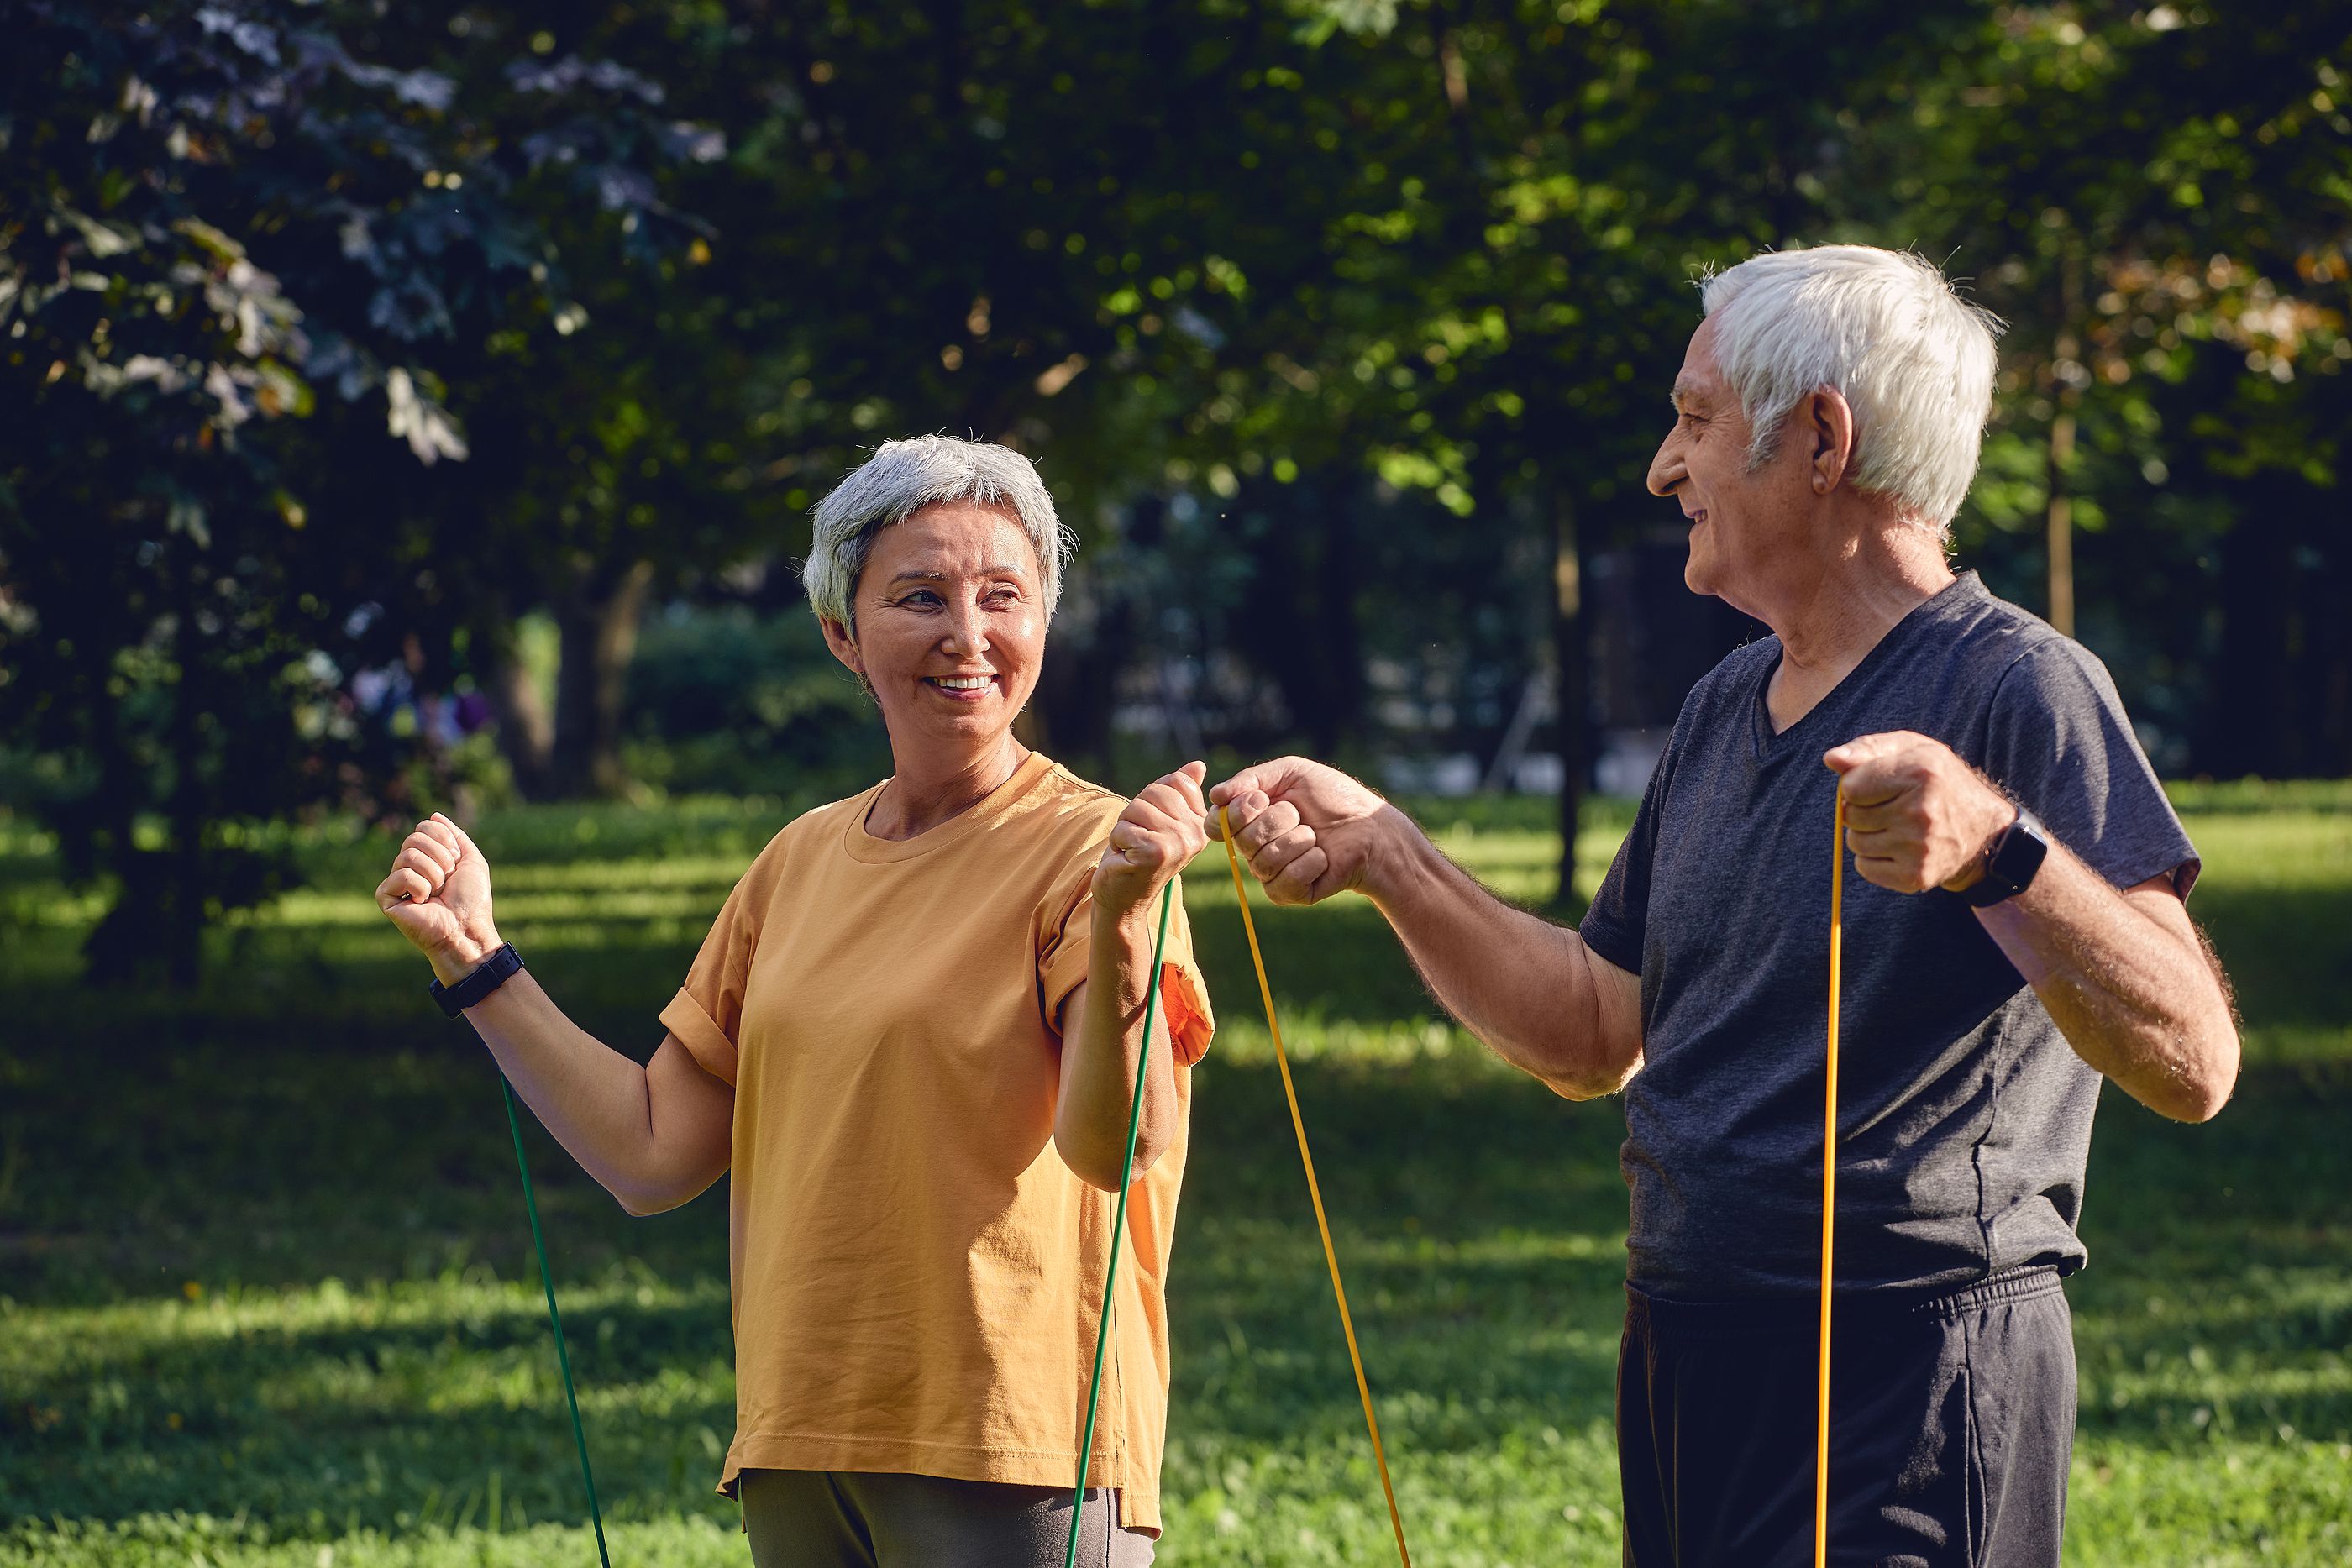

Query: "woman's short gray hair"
<box><xmin>1701</xmin><ymin>246</ymin><xmax>2004</xmax><ymax>538</ymax></box>
<box><xmin>801</xmin><ymin>435</ymin><xmax>1076</xmax><ymax>627</ymax></box>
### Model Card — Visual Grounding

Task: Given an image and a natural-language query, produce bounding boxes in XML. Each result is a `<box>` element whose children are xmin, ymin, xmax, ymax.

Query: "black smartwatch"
<box><xmin>429</xmin><ymin>942</ymin><xmax>526</xmax><ymax>1017</ymax></box>
<box><xmin>1958</xmin><ymin>805</ymin><xmax>2049</xmax><ymax>908</ymax></box>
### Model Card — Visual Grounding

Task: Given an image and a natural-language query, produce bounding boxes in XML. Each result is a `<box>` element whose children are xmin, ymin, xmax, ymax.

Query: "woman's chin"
<box><xmin>886</xmin><ymin>700</ymin><xmax>1013</xmax><ymax>751</ymax></box>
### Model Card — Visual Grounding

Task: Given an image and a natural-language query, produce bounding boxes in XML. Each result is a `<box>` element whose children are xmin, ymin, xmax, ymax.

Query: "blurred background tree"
<box><xmin>3</xmin><ymin>0</ymin><xmax>2345</xmax><ymax>983</ymax></box>
<box><xmin>0</xmin><ymin>1</ymin><xmax>719</xmax><ymax>981</ymax></box>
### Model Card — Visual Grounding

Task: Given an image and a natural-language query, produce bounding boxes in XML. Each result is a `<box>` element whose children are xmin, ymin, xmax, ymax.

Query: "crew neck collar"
<box><xmin>843</xmin><ymin>749</ymin><xmax>1058</xmax><ymax>864</ymax></box>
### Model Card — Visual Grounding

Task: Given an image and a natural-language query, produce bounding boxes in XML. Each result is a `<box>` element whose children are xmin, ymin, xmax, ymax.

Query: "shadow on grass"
<box><xmin>14</xmin><ymin>1044</ymin><xmax>2342</xmax><ymax>1545</ymax></box>
<box><xmin>3</xmin><ymin>1285</ymin><xmax>740</xmax><ymax>1530</ymax></box>
<box><xmin>3</xmin><ymin>787</ymin><xmax>2346</xmax><ymax>1555</ymax></box>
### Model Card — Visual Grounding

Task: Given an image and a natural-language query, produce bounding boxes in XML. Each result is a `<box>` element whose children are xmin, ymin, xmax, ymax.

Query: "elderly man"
<box><xmin>1210</xmin><ymin>245</ymin><xmax>2239</xmax><ymax>1566</ymax></box>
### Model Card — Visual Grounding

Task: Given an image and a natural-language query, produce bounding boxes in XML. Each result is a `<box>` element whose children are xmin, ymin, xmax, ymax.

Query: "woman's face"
<box><xmin>822</xmin><ymin>501</ymin><xmax>1047</xmax><ymax>763</ymax></box>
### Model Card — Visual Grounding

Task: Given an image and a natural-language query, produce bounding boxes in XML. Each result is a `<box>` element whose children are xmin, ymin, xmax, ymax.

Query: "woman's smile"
<box><xmin>924</xmin><ymin>671</ymin><xmax>1000</xmax><ymax>700</ymax></box>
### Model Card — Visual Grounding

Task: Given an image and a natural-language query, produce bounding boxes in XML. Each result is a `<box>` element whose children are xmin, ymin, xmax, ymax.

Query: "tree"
<box><xmin>0</xmin><ymin>0</ymin><xmax>707</xmax><ymax>980</ymax></box>
<box><xmin>1859</xmin><ymin>3</ymin><xmax>2352</xmax><ymax>773</ymax></box>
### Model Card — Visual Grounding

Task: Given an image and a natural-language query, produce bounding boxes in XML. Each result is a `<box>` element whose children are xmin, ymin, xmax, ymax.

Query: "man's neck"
<box><xmin>1761</xmin><ymin>525</ymin><xmax>1956</xmax><ymax>734</ymax></box>
<box><xmin>866</xmin><ymin>733</ymin><xmax>1032</xmax><ymax>840</ymax></box>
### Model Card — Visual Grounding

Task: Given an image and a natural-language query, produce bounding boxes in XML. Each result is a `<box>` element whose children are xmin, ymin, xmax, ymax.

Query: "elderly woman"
<box><xmin>376</xmin><ymin>436</ymin><xmax>1213</xmax><ymax>1568</ymax></box>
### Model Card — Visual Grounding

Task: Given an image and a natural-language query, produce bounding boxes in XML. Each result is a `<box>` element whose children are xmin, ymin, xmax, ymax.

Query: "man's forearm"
<box><xmin>1977</xmin><ymin>847</ymin><xmax>2239</xmax><ymax>1122</ymax></box>
<box><xmin>1364</xmin><ymin>809</ymin><xmax>1637</xmax><ymax>1098</ymax></box>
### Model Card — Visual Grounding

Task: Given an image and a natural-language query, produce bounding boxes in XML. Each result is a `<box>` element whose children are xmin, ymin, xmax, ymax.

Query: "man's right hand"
<box><xmin>1208</xmin><ymin>757</ymin><xmax>1404</xmax><ymax>906</ymax></box>
<box><xmin>1215</xmin><ymin>755</ymin><xmax>1644</xmax><ymax>1096</ymax></box>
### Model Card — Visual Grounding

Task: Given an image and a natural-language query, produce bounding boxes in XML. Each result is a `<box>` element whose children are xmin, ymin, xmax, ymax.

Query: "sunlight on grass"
<box><xmin>3</xmin><ymin>784</ymin><xmax>2348</xmax><ymax>1565</ymax></box>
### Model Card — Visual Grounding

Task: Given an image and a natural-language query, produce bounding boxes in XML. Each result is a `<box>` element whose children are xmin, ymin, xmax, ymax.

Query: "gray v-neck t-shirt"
<box><xmin>1580</xmin><ymin>573</ymin><xmax>2197</xmax><ymax>1298</ymax></box>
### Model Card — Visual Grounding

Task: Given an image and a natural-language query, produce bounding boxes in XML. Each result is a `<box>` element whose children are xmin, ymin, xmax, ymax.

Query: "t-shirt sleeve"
<box><xmin>1037</xmin><ymin>850</ymin><xmax>1215</xmax><ymax>1067</ymax></box>
<box><xmin>1579</xmin><ymin>732</ymin><xmax>1675</xmax><ymax>976</ymax></box>
<box><xmin>658</xmin><ymin>853</ymin><xmax>774</xmax><ymax>1087</ymax></box>
<box><xmin>1982</xmin><ymin>638</ymin><xmax>2200</xmax><ymax>899</ymax></box>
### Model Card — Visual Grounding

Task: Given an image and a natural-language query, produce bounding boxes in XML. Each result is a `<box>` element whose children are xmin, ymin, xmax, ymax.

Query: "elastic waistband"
<box><xmin>1625</xmin><ymin>1266</ymin><xmax>2064</xmax><ymax>1341</ymax></box>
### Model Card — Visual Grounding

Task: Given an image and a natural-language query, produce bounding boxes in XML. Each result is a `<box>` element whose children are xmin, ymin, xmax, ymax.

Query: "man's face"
<box><xmin>1645</xmin><ymin>317</ymin><xmax>1813</xmax><ymax>614</ymax></box>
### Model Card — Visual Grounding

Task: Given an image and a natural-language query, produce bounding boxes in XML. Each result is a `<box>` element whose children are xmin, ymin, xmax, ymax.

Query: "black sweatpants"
<box><xmin>1617</xmin><ymin>1267</ymin><xmax>2076</xmax><ymax>1568</ymax></box>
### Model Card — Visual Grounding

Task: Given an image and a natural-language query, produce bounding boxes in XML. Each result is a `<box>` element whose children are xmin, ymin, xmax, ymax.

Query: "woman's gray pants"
<box><xmin>741</xmin><ymin>1468</ymin><xmax>1156</xmax><ymax>1568</ymax></box>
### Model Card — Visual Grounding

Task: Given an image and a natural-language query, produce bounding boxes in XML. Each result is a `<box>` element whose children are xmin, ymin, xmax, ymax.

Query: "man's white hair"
<box><xmin>1700</xmin><ymin>245</ymin><xmax>2003</xmax><ymax>538</ymax></box>
<box><xmin>802</xmin><ymin>435</ymin><xmax>1075</xmax><ymax>628</ymax></box>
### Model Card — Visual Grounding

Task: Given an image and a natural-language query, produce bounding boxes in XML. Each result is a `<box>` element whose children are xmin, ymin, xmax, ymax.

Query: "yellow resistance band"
<box><xmin>1816</xmin><ymin>789</ymin><xmax>1847</xmax><ymax>1567</ymax></box>
<box><xmin>1220</xmin><ymin>807</ymin><xmax>1415</xmax><ymax>1568</ymax></box>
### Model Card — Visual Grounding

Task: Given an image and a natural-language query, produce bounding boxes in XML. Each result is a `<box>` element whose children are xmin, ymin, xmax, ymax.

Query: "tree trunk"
<box><xmin>165</xmin><ymin>553</ymin><xmax>204</xmax><ymax>988</ymax></box>
<box><xmin>1028</xmin><ymin>574</ymin><xmax>1123</xmax><ymax>779</ymax></box>
<box><xmin>482</xmin><ymin>612</ymin><xmax>556</xmax><ymax>801</ymax></box>
<box><xmin>2203</xmin><ymin>481</ymin><xmax>2295</xmax><ymax>778</ymax></box>
<box><xmin>1305</xmin><ymin>481</ymin><xmax>1366</xmax><ymax>756</ymax></box>
<box><xmin>2046</xmin><ymin>245</ymin><xmax>2082</xmax><ymax>638</ymax></box>
<box><xmin>1551</xmin><ymin>492</ymin><xmax>1590</xmax><ymax>909</ymax></box>
<box><xmin>550</xmin><ymin>557</ymin><xmax>657</xmax><ymax>800</ymax></box>
<box><xmin>2045</xmin><ymin>406</ymin><xmax>2076</xmax><ymax>639</ymax></box>
<box><xmin>2306</xmin><ymin>515</ymin><xmax>2352</xmax><ymax>775</ymax></box>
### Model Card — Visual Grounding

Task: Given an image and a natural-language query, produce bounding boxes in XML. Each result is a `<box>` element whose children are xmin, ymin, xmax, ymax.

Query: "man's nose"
<box><xmin>1646</xmin><ymin>430</ymin><xmax>1683</xmax><ymax>498</ymax></box>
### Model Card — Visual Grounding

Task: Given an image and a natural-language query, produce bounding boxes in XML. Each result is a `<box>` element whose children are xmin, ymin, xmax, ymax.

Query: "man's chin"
<box><xmin>1682</xmin><ymin>543</ymin><xmax>1717</xmax><ymax>597</ymax></box>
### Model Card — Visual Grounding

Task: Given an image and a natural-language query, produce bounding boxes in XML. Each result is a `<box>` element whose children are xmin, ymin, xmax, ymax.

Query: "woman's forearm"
<box><xmin>381</xmin><ymin>815</ymin><xmax>728</xmax><ymax>1214</ymax></box>
<box><xmin>458</xmin><ymin>970</ymin><xmax>728</xmax><ymax>1215</ymax></box>
<box><xmin>1054</xmin><ymin>904</ymin><xmax>1181</xmax><ymax>1191</ymax></box>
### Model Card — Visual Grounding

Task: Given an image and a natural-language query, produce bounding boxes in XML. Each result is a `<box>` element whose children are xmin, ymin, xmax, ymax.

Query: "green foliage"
<box><xmin>0</xmin><ymin>1</ymin><xmax>713</xmax><ymax>981</ymax></box>
<box><xmin>2</xmin><ymin>789</ymin><xmax>2349</xmax><ymax>1564</ymax></box>
<box><xmin>621</xmin><ymin>606</ymin><xmax>886</xmax><ymax>798</ymax></box>
<box><xmin>3</xmin><ymin>0</ymin><xmax>2345</xmax><ymax>987</ymax></box>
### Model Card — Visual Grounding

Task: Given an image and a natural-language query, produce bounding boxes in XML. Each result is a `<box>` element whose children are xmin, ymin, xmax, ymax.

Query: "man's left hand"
<box><xmin>1824</xmin><ymin>731</ymin><xmax>2017</xmax><ymax>895</ymax></box>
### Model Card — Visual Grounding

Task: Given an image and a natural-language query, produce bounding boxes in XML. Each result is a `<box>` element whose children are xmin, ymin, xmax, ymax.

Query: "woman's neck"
<box><xmin>865</xmin><ymin>732</ymin><xmax>1032</xmax><ymax>841</ymax></box>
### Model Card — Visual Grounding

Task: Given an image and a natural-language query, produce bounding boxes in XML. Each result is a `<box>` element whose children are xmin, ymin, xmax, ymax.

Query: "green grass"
<box><xmin>2</xmin><ymin>782</ymin><xmax>2347</xmax><ymax>1565</ymax></box>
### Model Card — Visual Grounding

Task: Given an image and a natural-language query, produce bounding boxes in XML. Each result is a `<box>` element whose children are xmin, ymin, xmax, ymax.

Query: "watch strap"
<box><xmin>429</xmin><ymin>942</ymin><xmax>525</xmax><ymax>1017</ymax></box>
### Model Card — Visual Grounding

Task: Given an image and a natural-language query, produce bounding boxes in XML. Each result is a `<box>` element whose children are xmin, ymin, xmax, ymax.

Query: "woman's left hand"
<box><xmin>1095</xmin><ymin>760</ymin><xmax>1210</xmax><ymax>919</ymax></box>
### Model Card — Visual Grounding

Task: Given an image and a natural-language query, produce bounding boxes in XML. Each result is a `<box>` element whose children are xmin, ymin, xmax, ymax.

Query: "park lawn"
<box><xmin>1</xmin><ymin>784</ymin><xmax>2347</xmax><ymax>1565</ymax></box>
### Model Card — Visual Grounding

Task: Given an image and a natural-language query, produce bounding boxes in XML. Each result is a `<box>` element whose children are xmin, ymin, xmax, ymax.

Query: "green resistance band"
<box><xmin>1063</xmin><ymin>878</ymin><xmax>1177</xmax><ymax>1568</ymax></box>
<box><xmin>502</xmin><ymin>1078</ymin><xmax>614</xmax><ymax>1568</ymax></box>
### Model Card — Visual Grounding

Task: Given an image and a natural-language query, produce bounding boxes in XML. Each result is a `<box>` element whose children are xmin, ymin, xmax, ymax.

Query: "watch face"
<box><xmin>1990</xmin><ymin>810</ymin><xmax>2050</xmax><ymax>894</ymax></box>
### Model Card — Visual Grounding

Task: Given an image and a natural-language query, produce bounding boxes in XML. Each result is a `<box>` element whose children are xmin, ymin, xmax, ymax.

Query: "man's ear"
<box><xmin>1808</xmin><ymin>385</ymin><xmax>1857</xmax><ymax>495</ymax></box>
<box><xmin>817</xmin><ymin>615</ymin><xmax>863</xmax><ymax>677</ymax></box>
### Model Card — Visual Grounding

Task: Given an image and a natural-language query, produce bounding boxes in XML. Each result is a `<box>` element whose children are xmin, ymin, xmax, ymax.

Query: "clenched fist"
<box><xmin>375</xmin><ymin>812</ymin><xmax>504</xmax><ymax>983</ymax></box>
<box><xmin>1824</xmin><ymin>732</ymin><xmax>2018</xmax><ymax>895</ymax></box>
<box><xmin>1208</xmin><ymin>756</ymin><xmax>1397</xmax><ymax>907</ymax></box>
<box><xmin>1095</xmin><ymin>762</ymin><xmax>1211</xmax><ymax>920</ymax></box>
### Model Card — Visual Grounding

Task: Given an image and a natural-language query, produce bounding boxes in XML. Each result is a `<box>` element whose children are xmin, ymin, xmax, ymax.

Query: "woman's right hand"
<box><xmin>375</xmin><ymin>812</ymin><xmax>503</xmax><ymax>983</ymax></box>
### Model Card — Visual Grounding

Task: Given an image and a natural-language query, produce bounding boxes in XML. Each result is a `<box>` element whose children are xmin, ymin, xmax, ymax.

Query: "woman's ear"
<box><xmin>818</xmin><ymin>616</ymin><xmax>863</xmax><ymax>677</ymax></box>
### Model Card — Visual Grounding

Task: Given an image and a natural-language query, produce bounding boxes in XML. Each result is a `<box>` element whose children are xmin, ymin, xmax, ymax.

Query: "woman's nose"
<box><xmin>942</xmin><ymin>597</ymin><xmax>987</xmax><ymax>655</ymax></box>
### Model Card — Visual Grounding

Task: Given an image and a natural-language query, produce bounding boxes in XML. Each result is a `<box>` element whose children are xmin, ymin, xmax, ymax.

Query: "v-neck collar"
<box><xmin>1748</xmin><ymin>573</ymin><xmax>1984</xmax><ymax>763</ymax></box>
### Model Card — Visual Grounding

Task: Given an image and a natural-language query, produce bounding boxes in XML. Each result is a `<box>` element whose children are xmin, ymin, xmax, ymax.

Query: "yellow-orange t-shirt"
<box><xmin>659</xmin><ymin>751</ymin><xmax>1213</xmax><ymax>1531</ymax></box>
